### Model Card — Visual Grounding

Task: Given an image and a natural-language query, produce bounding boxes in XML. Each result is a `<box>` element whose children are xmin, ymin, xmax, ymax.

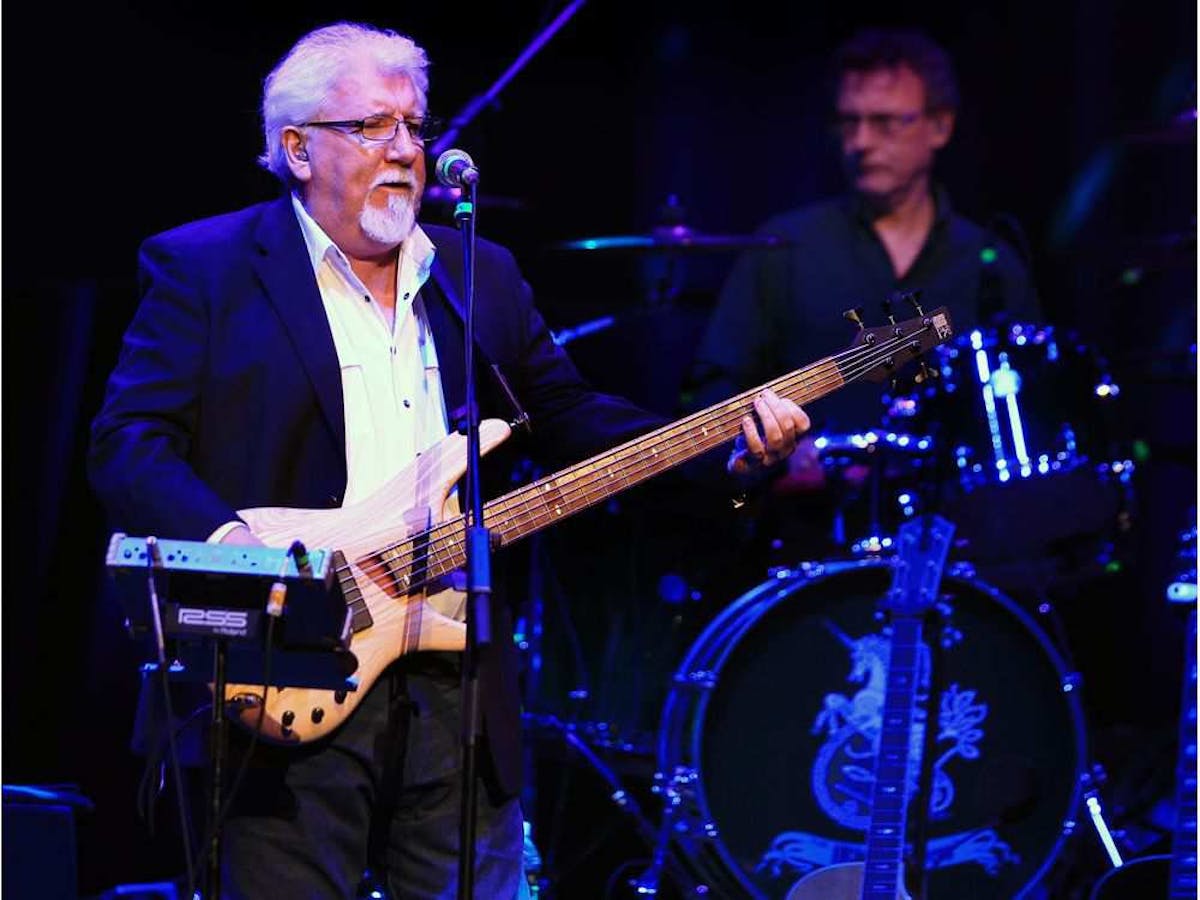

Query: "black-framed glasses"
<box><xmin>301</xmin><ymin>113</ymin><xmax>442</xmax><ymax>145</ymax></box>
<box><xmin>831</xmin><ymin>111</ymin><xmax>924</xmax><ymax>139</ymax></box>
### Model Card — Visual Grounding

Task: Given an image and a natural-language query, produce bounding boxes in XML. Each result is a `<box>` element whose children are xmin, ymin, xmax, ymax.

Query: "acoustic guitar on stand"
<box><xmin>786</xmin><ymin>513</ymin><xmax>956</xmax><ymax>900</ymax></box>
<box><xmin>224</xmin><ymin>305</ymin><xmax>954</xmax><ymax>744</ymax></box>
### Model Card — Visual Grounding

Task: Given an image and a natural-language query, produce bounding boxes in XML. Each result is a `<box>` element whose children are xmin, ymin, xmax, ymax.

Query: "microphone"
<box><xmin>435</xmin><ymin>148</ymin><xmax>480</xmax><ymax>188</ymax></box>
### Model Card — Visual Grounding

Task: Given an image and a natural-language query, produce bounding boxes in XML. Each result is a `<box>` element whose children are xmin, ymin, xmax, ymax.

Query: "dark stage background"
<box><xmin>3</xmin><ymin>1</ymin><xmax>1196</xmax><ymax>897</ymax></box>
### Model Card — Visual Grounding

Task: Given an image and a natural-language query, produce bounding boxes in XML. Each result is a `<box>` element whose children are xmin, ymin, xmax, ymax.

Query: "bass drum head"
<box><xmin>660</xmin><ymin>559</ymin><xmax>1085</xmax><ymax>898</ymax></box>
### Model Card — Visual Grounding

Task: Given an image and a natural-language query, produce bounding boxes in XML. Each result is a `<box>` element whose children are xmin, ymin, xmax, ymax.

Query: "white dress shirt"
<box><xmin>291</xmin><ymin>195</ymin><xmax>449</xmax><ymax>506</ymax></box>
<box><xmin>209</xmin><ymin>199</ymin><xmax>453</xmax><ymax>553</ymax></box>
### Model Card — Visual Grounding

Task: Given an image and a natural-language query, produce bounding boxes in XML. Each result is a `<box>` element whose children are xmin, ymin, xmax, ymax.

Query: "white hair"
<box><xmin>259</xmin><ymin>21</ymin><xmax>429</xmax><ymax>182</ymax></box>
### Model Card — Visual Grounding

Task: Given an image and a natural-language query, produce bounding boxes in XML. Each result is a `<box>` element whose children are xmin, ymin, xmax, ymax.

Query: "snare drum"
<box><xmin>814</xmin><ymin>430</ymin><xmax>936</xmax><ymax>556</ymax></box>
<box><xmin>656</xmin><ymin>558</ymin><xmax>1086</xmax><ymax>898</ymax></box>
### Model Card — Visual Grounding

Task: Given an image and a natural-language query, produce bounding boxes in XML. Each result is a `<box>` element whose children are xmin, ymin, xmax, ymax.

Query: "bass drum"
<box><xmin>656</xmin><ymin>558</ymin><xmax>1086</xmax><ymax>899</ymax></box>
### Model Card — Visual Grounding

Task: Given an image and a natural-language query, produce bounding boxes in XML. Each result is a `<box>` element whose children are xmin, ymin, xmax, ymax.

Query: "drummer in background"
<box><xmin>686</xmin><ymin>26</ymin><xmax>1042</xmax><ymax>505</ymax></box>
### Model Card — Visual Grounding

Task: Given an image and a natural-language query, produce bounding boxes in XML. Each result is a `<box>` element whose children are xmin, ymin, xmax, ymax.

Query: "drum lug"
<box><xmin>947</xmin><ymin>560</ymin><xmax>977</xmax><ymax>580</ymax></box>
<box><xmin>674</xmin><ymin>669</ymin><xmax>716</xmax><ymax>690</ymax></box>
<box><xmin>1061</xmin><ymin>672</ymin><xmax>1083</xmax><ymax>693</ymax></box>
<box><xmin>798</xmin><ymin>560</ymin><xmax>828</xmax><ymax>578</ymax></box>
<box><xmin>652</xmin><ymin>766</ymin><xmax>718</xmax><ymax>839</ymax></box>
<box><xmin>939</xmin><ymin>621</ymin><xmax>964</xmax><ymax>650</ymax></box>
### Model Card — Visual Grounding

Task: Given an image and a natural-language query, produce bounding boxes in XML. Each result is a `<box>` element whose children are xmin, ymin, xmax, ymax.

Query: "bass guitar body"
<box><xmin>785</xmin><ymin>862</ymin><xmax>910</xmax><ymax>900</ymax></box>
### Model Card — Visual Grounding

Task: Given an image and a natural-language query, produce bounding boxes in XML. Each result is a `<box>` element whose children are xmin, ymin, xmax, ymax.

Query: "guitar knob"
<box><xmin>282</xmin><ymin>710</ymin><xmax>295</xmax><ymax>727</ymax></box>
<box><xmin>311</xmin><ymin>707</ymin><xmax>325</xmax><ymax>724</ymax></box>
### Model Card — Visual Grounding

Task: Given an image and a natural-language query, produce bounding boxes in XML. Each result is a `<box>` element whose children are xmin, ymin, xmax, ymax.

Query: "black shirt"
<box><xmin>687</xmin><ymin>187</ymin><xmax>1042</xmax><ymax>432</ymax></box>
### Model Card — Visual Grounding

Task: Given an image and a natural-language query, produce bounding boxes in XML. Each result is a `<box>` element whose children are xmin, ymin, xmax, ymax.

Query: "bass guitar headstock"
<box><xmin>839</xmin><ymin>294</ymin><xmax>954</xmax><ymax>385</ymax></box>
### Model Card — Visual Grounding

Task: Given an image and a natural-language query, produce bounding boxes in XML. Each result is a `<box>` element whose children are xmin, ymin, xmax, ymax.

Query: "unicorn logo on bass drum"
<box><xmin>757</xmin><ymin>618</ymin><xmax>1019</xmax><ymax>879</ymax></box>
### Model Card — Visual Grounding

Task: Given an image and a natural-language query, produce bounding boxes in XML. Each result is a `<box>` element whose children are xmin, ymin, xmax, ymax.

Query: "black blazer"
<box><xmin>88</xmin><ymin>194</ymin><xmax>663</xmax><ymax>794</ymax></box>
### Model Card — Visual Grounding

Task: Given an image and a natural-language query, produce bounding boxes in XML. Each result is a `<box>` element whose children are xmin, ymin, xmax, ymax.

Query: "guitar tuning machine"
<box><xmin>913</xmin><ymin>361</ymin><xmax>939</xmax><ymax>384</ymax></box>
<box><xmin>843</xmin><ymin>306</ymin><xmax>866</xmax><ymax>330</ymax></box>
<box><xmin>881</xmin><ymin>297</ymin><xmax>897</xmax><ymax>326</ymax></box>
<box><xmin>903</xmin><ymin>290</ymin><xmax>926</xmax><ymax>317</ymax></box>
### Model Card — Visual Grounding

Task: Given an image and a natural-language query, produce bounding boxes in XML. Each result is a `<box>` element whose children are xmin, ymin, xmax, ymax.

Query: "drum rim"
<box><xmin>656</xmin><ymin>556</ymin><xmax>1088</xmax><ymax>899</ymax></box>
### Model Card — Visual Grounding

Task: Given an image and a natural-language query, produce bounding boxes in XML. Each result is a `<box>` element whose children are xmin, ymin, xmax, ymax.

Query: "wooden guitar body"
<box><xmin>785</xmin><ymin>861</ymin><xmax>910</xmax><ymax>900</ymax></box>
<box><xmin>222</xmin><ymin>418</ymin><xmax>512</xmax><ymax>743</ymax></box>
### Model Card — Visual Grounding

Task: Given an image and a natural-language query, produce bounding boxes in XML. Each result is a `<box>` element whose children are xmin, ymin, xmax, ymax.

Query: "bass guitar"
<box><xmin>787</xmin><ymin>514</ymin><xmax>956</xmax><ymax>900</ymax></box>
<box><xmin>224</xmin><ymin>307</ymin><xmax>954</xmax><ymax>744</ymax></box>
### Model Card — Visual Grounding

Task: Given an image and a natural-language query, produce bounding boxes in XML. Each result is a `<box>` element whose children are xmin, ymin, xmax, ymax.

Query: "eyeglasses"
<box><xmin>831</xmin><ymin>111</ymin><xmax>924</xmax><ymax>139</ymax></box>
<box><xmin>301</xmin><ymin>113</ymin><xmax>442</xmax><ymax>145</ymax></box>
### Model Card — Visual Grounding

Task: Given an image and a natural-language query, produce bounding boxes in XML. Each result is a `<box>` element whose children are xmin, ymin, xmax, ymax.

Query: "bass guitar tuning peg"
<box><xmin>843</xmin><ymin>306</ymin><xmax>866</xmax><ymax>330</ymax></box>
<box><xmin>903</xmin><ymin>290</ymin><xmax>926</xmax><ymax>317</ymax></box>
<box><xmin>881</xmin><ymin>297</ymin><xmax>897</xmax><ymax>325</ymax></box>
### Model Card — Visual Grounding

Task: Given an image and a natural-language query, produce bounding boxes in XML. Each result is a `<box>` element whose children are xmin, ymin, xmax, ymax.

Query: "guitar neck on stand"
<box><xmin>1167</xmin><ymin>607</ymin><xmax>1197</xmax><ymax>900</ymax></box>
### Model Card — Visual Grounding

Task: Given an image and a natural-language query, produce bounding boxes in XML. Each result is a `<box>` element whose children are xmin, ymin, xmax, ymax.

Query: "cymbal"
<box><xmin>552</xmin><ymin>224</ymin><xmax>790</xmax><ymax>254</ymax></box>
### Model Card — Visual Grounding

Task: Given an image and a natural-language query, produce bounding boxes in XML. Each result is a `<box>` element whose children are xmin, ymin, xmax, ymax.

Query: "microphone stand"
<box><xmin>455</xmin><ymin>177</ymin><xmax>492</xmax><ymax>900</ymax></box>
<box><xmin>429</xmin><ymin>0</ymin><xmax>588</xmax><ymax>159</ymax></box>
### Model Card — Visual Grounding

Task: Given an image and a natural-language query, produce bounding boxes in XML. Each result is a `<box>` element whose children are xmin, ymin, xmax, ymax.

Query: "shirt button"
<box><xmin>363</xmin><ymin>294</ymin><xmax>371</xmax><ymax>303</ymax></box>
<box><xmin>403</xmin><ymin>399</ymin><xmax>411</xmax><ymax>408</ymax></box>
<box><xmin>403</xmin><ymin>292</ymin><xmax>411</xmax><ymax>300</ymax></box>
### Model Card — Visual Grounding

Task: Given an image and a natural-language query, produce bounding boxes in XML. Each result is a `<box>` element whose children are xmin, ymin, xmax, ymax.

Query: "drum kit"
<box><xmin>517</xmin><ymin>220</ymin><xmax>1140</xmax><ymax>899</ymax></box>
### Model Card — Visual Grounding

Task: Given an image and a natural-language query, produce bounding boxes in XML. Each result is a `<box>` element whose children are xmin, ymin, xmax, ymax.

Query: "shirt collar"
<box><xmin>846</xmin><ymin>181</ymin><xmax>953</xmax><ymax>230</ymax></box>
<box><xmin>290</xmin><ymin>193</ymin><xmax>436</xmax><ymax>282</ymax></box>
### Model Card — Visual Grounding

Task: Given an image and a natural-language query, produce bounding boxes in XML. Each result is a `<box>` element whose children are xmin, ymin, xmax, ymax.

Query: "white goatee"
<box><xmin>361</xmin><ymin>190</ymin><xmax>417</xmax><ymax>245</ymax></box>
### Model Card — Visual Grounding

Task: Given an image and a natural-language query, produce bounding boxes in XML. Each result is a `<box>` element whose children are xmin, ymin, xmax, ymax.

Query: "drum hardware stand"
<box><xmin>521</xmin><ymin>712</ymin><xmax>699</xmax><ymax>897</ymax></box>
<box><xmin>628</xmin><ymin>765</ymin><xmax>709</xmax><ymax>897</ymax></box>
<box><xmin>627</xmin><ymin>665</ymin><xmax>728</xmax><ymax>898</ymax></box>
<box><xmin>1078</xmin><ymin>768</ymin><xmax>1125</xmax><ymax>869</ymax></box>
<box><xmin>518</xmin><ymin>522</ymin><xmax>605</xmax><ymax>898</ymax></box>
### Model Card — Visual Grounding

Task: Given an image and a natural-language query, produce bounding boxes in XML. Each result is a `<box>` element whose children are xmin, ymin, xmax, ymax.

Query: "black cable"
<box><xmin>137</xmin><ymin>700</ymin><xmax>212</xmax><ymax>834</ymax></box>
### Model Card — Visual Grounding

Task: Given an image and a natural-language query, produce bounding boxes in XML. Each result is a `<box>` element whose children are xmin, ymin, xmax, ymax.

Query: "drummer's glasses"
<box><xmin>302</xmin><ymin>114</ymin><xmax>442</xmax><ymax>146</ymax></box>
<box><xmin>832</xmin><ymin>110</ymin><xmax>924</xmax><ymax>139</ymax></box>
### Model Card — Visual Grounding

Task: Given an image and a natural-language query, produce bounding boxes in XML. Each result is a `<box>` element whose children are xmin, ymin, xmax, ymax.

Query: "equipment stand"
<box><xmin>112</xmin><ymin>534</ymin><xmax>353</xmax><ymax>900</ymax></box>
<box><xmin>206</xmin><ymin>640</ymin><xmax>230</xmax><ymax>899</ymax></box>
<box><xmin>454</xmin><ymin>177</ymin><xmax>492</xmax><ymax>900</ymax></box>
